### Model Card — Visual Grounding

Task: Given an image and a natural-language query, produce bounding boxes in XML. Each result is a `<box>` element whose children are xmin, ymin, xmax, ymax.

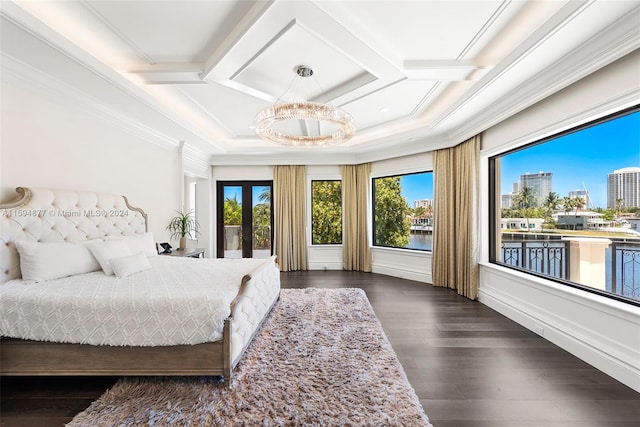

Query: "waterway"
<box><xmin>502</xmin><ymin>241</ymin><xmax>638</xmax><ymax>300</ymax></box>
<box><xmin>409</xmin><ymin>233</ymin><xmax>638</xmax><ymax>300</ymax></box>
<box><xmin>407</xmin><ymin>233</ymin><xmax>432</xmax><ymax>251</ymax></box>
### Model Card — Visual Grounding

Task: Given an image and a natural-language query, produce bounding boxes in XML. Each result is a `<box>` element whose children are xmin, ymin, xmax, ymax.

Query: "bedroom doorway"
<box><xmin>216</xmin><ymin>181</ymin><xmax>273</xmax><ymax>259</ymax></box>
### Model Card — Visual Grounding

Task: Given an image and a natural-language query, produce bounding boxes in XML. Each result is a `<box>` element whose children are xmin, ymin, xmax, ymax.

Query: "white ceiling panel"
<box><xmin>178</xmin><ymin>81</ymin><xmax>271</xmax><ymax>137</ymax></box>
<box><xmin>86</xmin><ymin>0</ymin><xmax>254</xmax><ymax>64</ymax></box>
<box><xmin>3</xmin><ymin>0</ymin><xmax>638</xmax><ymax>161</ymax></box>
<box><xmin>345</xmin><ymin>80</ymin><xmax>439</xmax><ymax>131</ymax></box>
<box><xmin>317</xmin><ymin>0</ymin><xmax>521</xmax><ymax>64</ymax></box>
<box><xmin>231</xmin><ymin>22</ymin><xmax>372</xmax><ymax>103</ymax></box>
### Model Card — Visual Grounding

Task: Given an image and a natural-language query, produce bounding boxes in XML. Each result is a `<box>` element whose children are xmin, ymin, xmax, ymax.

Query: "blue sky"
<box><xmin>500</xmin><ymin>110</ymin><xmax>639</xmax><ymax>208</ymax></box>
<box><xmin>397</xmin><ymin>110</ymin><xmax>639</xmax><ymax>209</ymax></box>
<box><xmin>223</xmin><ymin>185</ymin><xmax>270</xmax><ymax>206</ymax></box>
<box><xmin>400</xmin><ymin>172</ymin><xmax>434</xmax><ymax>206</ymax></box>
<box><xmin>223</xmin><ymin>186</ymin><xmax>242</xmax><ymax>204</ymax></box>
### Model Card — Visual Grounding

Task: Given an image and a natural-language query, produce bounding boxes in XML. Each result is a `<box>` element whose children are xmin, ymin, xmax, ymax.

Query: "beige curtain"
<box><xmin>432</xmin><ymin>135</ymin><xmax>481</xmax><ymax>299</ymax></box>
<box><xmin>274</xmin><ymin>165</ymin><xmax>307</xmax><ymax>271</ymax></box>
<box><xmin>342</xmin><ymin>163</ymin><xmax>372</xmax><ymax>272</ymax></box>
<box><xmin>493</xmin><ymin>158</ymin><xmax>502</xmax><ymax>260</ymax></box>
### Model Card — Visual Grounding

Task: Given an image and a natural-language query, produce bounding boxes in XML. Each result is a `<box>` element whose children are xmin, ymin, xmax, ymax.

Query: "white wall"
<box><xmin>480</xmin><ymin>50</ymin><xmax>640</xmax><ymax>392</ymax></box>
<box><xmin>194</xmin><ymin>176</ymin><xmax>214</xmax><ymax>258</ymax></box>
<box><xmin>0</xmin><ymin>64</ymin><xmax>181</xmax><ymax>242</ymax></box>
<box><xmin>0</xmin><ymin>15</ymin><xmax>222</xmax><ymax>246</ymax></box>
<box><xmin>211</xmin><ymin>161</ymin><xmax>433</xmax><ymax>282</ymax></box>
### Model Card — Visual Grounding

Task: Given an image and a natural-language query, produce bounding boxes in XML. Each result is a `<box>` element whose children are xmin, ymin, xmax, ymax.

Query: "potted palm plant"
<box><xmin>166</xmin><ymin>210</ymin><xmax>200</xmax><ymax>250</ymax></box>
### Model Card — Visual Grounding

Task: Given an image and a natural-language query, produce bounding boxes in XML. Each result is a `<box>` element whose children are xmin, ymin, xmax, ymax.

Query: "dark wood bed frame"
<box><xmin>0</xmin><ymin>187</ymin><xmax>279</xmax><ymax>385</ymax></box>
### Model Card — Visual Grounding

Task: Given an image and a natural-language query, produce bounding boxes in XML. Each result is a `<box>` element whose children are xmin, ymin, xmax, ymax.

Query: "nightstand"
<box><xmin>161</xmin><ymin>248</ymin><xmax>205</xmax><ymax>258</ymax></box>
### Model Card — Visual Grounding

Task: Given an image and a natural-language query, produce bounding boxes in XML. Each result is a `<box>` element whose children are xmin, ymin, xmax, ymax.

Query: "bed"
<box><xmin>0</xmin><ymin>187</ymin><xmax>280</xmax><ymax>385</ymax></box>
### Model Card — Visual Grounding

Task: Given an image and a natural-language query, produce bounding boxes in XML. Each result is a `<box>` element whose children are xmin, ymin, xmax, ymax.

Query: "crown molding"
<box><xmin>0</xmin><ymin>5</ymin><xmax>223</xmax><ymax>153</ymax></box>
<box><xmin>1</xmin><ymin>53</ymin><xmax>179</xmax><ymax>151</ymax></box>
<box><xmin>448</xmin><ymin>4</ymin><xmax>640</xmax><ymax>143</ymax></box>
<box><xmin>208</xmin><ymin>132</ymin><xmax>453</xmax><ymax>166</ymax></box>
<box><xmin>182</xmin><ymin>142</ymin><xmax>211</xmax><ymax>179</ymax></box>
<box><xmin>480</xmin><ymin>88</ymin><xmax>640</xmax><ymax>159</ymax></box>
<box><xmin>80</xmin><ymin>0</ymin><xmax>155</xmax><ymax>64</ymax></box>
<box><xmin>209</xmin><ymin>151</ymin><xmax>359</xmax><ymax>166</ymax></box>
<box><xmin>427</xmin><ymin>0</ymin><xmax>593</xmax><ymax>136</ymax></box>
<box><xmin>3</xmin><ymin>1</ymin><xmax>636</xmax><ymax>168</ymax></box>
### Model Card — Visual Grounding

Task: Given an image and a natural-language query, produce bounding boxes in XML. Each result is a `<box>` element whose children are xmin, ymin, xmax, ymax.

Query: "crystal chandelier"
<box><xmin>255</xmin><ymin>66</ymin><xmax>355</xmax><ymax>147</ymax></box>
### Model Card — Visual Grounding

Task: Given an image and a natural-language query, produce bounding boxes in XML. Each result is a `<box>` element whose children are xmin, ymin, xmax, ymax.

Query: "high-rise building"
<box><xmin>520</xmin><ymin>172</ymin><xmax>553</xmax><ymax>207</ymax></box>
<box><xmin>569</xmin><ymin>189</ymin><xmax>589</xmax><ymax>208</ymax></box>
<box><xmin>500</xmin><ymin>182</ymin><xmax>520</xmax><ymax>209</ymax></box>
<box><xmin>607</xmin><ymin>167</ymin><xmax>640</xmax><ymax>208</ymax></box>
<box><xmin>414</xmin><ymin>199</ymin><xmax>432</xmax><ymax>209</ymax></box>
<box><xmin>501</xmin><ymin>194</ymin><xmax>513</xmax><ymax>209</ymax></box>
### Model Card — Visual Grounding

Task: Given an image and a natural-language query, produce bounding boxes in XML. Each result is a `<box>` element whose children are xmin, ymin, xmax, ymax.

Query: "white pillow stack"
<box><xmin>85</xmin><ymin>240</ymin><xmax>132</xmax><ymax>275</ymax></box>
<box><xmin>105</xmin><ymin>232</ymin><xmax>158</xmax><ymax>257</ymax></box>
<box><xmin>109</xmin><ymin>252</ymin><xmax>152</xmax><ymax>278</ymax></box>
<box><xmin>15</xmin><ymin>241</ymin><xmax>101</xmax><ymax>282</ymax></box>
<box><xmin>15</xmin><ymin>232</ymin><xmax>158</xmax><ymax>281</ymax></box>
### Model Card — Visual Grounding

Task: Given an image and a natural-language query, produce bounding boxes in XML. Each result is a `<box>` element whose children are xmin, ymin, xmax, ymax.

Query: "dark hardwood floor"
<box><xmin>2</xmin><ymin>270</ymin><xmax>639</xmax><ymax>426</ymax></box>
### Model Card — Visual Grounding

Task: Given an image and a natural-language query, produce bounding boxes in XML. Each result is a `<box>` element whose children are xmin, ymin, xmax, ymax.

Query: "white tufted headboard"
<box><xmin>0</xmin><ymin>187</ymin><xmax>148</xmax><ymax>282</ymax></box>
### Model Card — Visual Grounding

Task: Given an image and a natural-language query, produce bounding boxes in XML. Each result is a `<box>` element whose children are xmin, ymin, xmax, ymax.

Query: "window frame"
<box><xmin>310</xmin><ymin>179</ymin><xmax>343</xmax><ymax>246</ymax></box>
<box><xmin>489</xmin><ymin>104</ymin><xmax>640</xmax><ymax>307</ymax></box>
<box><xmin>371</xmin><ymin>170</ymin><xmax>434</xmax><ymax>252</ymax></box>
<box><xmin>215</xmin><ymin>180</ymin><xmax>273</xmax><ymax>259</ymax></box>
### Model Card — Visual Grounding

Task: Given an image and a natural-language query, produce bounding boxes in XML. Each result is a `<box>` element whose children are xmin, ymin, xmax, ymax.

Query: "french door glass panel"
<box><xmin>252</xmin><ymin>185</ymin><xmax>272</xmax><ymax>259</ymax></box>
<box><xmin>222</xmin><ymin>185</ymin><xmax>242</xmax><ymax>258</ymax></box>
<box><xmin>218</xmin><ymin>182</ymin><xmax>272</xmax><ymax>259</ymax></box>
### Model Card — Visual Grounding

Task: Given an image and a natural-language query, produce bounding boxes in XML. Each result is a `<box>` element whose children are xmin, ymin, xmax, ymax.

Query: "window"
<box><xmin>216</xmin><ymin>181</ymin><xmax>273</xmax><ymax>259</ymax></box>
<box><xmin>311</xmin><ymin>180</ymin><xmax>342</xmax><ymax>245</ymax></box>
<box><xmin>188</xmin><ymin>181</ymin><xmax>196</xmax><ymax>216</ymax></box>
<box><xmin>490</xmin><ymin>106</ymin><xmax>640</xmax><ymax>305</ymax></box>
<box><xmin>372</xmin><ymin>171</ymin><xmax>433</xmax><ymax>251</ymax></box>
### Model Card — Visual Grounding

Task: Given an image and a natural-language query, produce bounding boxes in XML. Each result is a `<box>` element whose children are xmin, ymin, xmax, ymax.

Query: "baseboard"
<box><xmin>308</xmin><ymin>261</ymin><xmax>343</xmax><ymax>271</ymax></box>
<box><xmin>479</xmin><ymin>283</ymin><xmax>640</xmax><ymax>393</ymax></box>
<box><xmin>372</xmin><ymin>263</ymin><xmax>431</xmax><ymax>283</ymax></box>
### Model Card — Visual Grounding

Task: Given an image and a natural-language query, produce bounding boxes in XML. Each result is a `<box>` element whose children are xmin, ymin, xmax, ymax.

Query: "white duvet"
<box><xmin>0</xmin><ymin>256</ymin><xmax>268</xmax><ymax>346</ymax></box>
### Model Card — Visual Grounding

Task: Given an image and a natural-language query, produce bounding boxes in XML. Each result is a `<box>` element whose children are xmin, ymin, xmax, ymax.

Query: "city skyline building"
<box><xmin>413</xmin><ymin>199</ymin><xmax>432</xmax><ymax>209</ymax></box>
<box><xmin>569</xmin><ymin>189</ymin><xmax>590</xmax><ymax>209</ymax></box>
<box><xmin>501</xmin><ymin>166</ymin><xmax>640</xmax><ymax>210</ymax></box>
<box><xmin>520</xmin><ymin>171</ymin><xmax>553</xmax><ymax>207</ymax></box>
<box><xmin>501</xmin><ymin>194</ymin><xmax>513</xmax><ymax>209</ymax></box>
<box><xmin>607</xmin><ymin>167</ymin><xmax>640</xmax><ymax>208</ymax></box>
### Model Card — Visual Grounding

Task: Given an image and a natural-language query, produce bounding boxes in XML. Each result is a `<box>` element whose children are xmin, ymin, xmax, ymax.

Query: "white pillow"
<box><xmin>109</xmin><ymin>252</ymin><xmax>152</xmax><ymax>278</ymax></box>
<box><xmin>106</xmin><ymin>232</ymin><xmax>157</xmax><ymax>257</ymax></box>
<box><xmin>85</xmin><ymin>240</ymin><xmax>132</xmax><ymax>275</ymax></box>
<box><xmin>15</xmin><ymin>241</ymin><xmax>101</xmax><ymax>282</ymax></box>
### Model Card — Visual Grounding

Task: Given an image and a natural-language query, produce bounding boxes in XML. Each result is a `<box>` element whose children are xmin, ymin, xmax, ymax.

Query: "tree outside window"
<box><xmin>311</xmin><ymin>180</ymin><xmax>342</xmax><ymax>245</ymax></box>
<box><xmin>372</xmin><ymin>172</ymin><xmax>433</xmax><ymax>251</ymax></box>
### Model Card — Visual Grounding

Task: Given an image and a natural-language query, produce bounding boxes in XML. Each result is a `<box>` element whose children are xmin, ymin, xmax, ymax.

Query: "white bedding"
<box><xmin>0</xmin><ymin>256</ymin><xmax>269</xmax><ymax>346</ymax></box>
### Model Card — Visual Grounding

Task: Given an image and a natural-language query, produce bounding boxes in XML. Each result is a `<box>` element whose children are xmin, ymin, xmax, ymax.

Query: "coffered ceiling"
<box><xmin>1</xmin><ymin>1</ymin><xmax>638</xmax><ymax>164</ymax></box>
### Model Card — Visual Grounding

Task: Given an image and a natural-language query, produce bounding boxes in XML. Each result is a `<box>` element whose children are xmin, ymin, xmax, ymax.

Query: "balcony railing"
<box><xmin>500</xmin><ymin>233</ymin><xmax>640</xmax><ymax>302</ymax></box>
<box><xmin>223</xmin><ymin>225</ymin><xmax>272</xmax><ymax>255</ymax></box>
<box><xmin>501</xmin><ymin>238</ymin><xmax>569</xmax><ymax>280</ymax></box>
<box><xmin>611</xmin><ymin>241</ymin><xmax>640</xmax><ymax>299</ymax></box>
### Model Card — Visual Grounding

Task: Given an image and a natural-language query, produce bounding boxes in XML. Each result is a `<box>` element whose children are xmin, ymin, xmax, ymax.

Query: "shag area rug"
<box><xmin>68</xmin><ymin>288</ymin><xmax>431</xmax><ymax>426</ymax></box>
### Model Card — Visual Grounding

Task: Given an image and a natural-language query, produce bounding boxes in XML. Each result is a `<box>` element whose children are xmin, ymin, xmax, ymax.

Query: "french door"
<box><xmin>216</xmin><ymin>181</ymin><xmax>273</xmax><ymax>259</ymax></box>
